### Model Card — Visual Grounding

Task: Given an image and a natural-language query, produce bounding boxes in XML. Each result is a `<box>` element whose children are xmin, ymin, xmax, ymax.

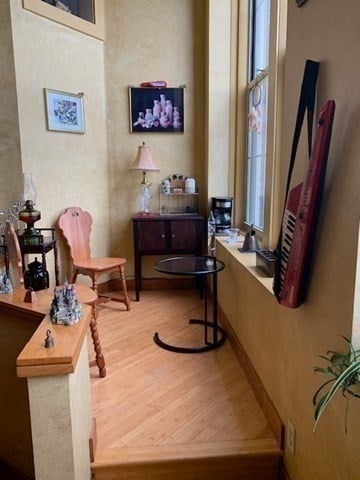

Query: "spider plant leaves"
<box><xmin>313</xmin><ymin>337</ymin><xmax>360</xmax><ymax>432</ymax></box>
<box><xmin>313</xmin><ymin>366</ymin><xmax>336</xmax><ymax>377</ymax></box>
<box><xmin>317</xmin><ymin>354</ymin><xmax>336</xmax><ymax>363</ymax></box>
<box><xmin>312</xmin><ymin>378</ymin><xmax>336</xmax><ymax>406</ymax></box>
<box><xmin>313</xmin><ymin>360</ymin><xmax>360</xmax><ymax>431</ymax></box>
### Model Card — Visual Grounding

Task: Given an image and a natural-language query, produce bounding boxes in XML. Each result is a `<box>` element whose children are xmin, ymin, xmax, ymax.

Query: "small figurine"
<box><xmin>50</xmin><ymin>281</ymin><xmax>82</xmax><ymax>326</ymax></box>
<box><xmin>160</xmin><ymin>111</ymin><xmax>170</xmax><ymax>128</ymax></box>
<box><xmin>44</xmin><ymin>329</ymin><xmax>54</xmax><ymax>348</ymax></box>
<box><xmin>160</xmin><ymin>94</ymin><xmax>166</xmax><ymax>113</ymax></box>
<box><xmin>165</xmin><ymin>99</ymin><xmax>173</xmax><ymax>124</ymax></box>
<box><xmin>0</xmin><ymin>273</ymin><xmax>13</xmax><ymax>294</ymax></box>
<box><xmin>173</xmin><ymin>109</ymin><xmax>182</xmax><ymax>129</ymax></box>
<box><xmin>133</xmin><ymin>112</ymin><xmax>145</xmax><ymax>127</ymax></box>
<box><xmin>152</xmin><ymin>100</ymin><xmax>161</xmax><ymax>119</ymax></box>
<box><xmin>161</xmin><ymin>178</ymin><xmax>171</xmax><ymax>194</ymax></box>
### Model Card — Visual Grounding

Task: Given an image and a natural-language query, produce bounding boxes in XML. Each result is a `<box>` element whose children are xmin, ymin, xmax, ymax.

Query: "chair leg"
<box><xmin>119</xmin><ymin>265</ymin><xmax>131</xmax><ymax>311</ymax></box>
<box><xmin>89</xmin><ymin>303</ymin><xmax>106</xmax><ymax>378</ymax></box>
<box><xmin>91</xmin><ymin>277</ymin><xmax>101</xmax><ymax>319</ymax></box>
<box><xmin>71</xmin><ymin>269</ymin><xmax>78</xmax><ymax>284</ymax></box>
<box><xmin>92</xmin><ymin>277</ymin><xmax>99</xmax><ymax>296</ymax></box>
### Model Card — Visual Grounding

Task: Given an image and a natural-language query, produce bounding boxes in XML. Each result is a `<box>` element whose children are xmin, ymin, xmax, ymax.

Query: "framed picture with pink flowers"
<box><xmin>129</xmin><ymin>87</ymin><xmax>184</xmax><ymax>133</ymax></box>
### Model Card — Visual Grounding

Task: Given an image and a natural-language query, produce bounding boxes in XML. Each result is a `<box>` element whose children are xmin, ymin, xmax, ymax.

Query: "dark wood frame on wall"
<box><xmin>129</xmin><ymin>87</ymin><xmax>184</xmax><ymax>133</ymax></box>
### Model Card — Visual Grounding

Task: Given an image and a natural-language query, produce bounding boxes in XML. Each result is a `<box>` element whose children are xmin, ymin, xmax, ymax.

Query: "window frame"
<box><xmin>23</xmin><ymin>0</ymin><xmax>104</xmax><ymax>40</ymax></box>
<box><xmin>235</xmin><ymin>0</ymin><xmax>287</xmax><ymax>248</ymax></box>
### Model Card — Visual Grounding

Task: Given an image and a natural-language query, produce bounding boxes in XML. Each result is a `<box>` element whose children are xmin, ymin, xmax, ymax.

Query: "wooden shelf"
<box><xmin>0</xmin><ymin>288</ymin><xmax>90</xmax><ymax>378</ymax></box>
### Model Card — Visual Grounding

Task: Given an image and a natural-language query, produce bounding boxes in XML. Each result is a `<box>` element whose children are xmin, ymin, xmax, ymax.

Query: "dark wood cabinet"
<box><xmin>132</xmin><ymin>215</ymin><xmax>205</xmax><ymax>300</ymax></box>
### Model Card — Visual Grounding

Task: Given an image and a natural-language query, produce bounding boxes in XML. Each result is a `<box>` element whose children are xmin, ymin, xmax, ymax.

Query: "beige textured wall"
<box><xmin>104</xmin><ymin>0</ymin><xmax>206</xmax><ymax>277</ymax></box>
<box><xmin>8</xmin><ymin>0</ymin><xmax>108</xmax><ymax>285</ymax></box>
<box><xmin>207</xmin><ymin>0</ymin><xmax>232</xmax><ymax>200</ymax></box>
<box><xmin>217</xmin><ymin>1</ymin><xmax>360</xmax><ymax>479</ymax></box>
<box><xmin>1</xmin><ymin>0</ymin><xmax>207</xmax><ymax>284</ymax></box>
<box><xmin>0</xmin><ymin>1</ymin><xmax>22</xmax><ymax>210</ymax></box>
<box><xmin>28</xmin><ymin>341</ymin><xmax>92</xmax><ymax>480</ymax></box>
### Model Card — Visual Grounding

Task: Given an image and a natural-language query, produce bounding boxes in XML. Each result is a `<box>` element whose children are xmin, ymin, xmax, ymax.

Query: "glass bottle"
<box><xmin>207</xmin><ymin>210</ymin><xmax>216</xmax><ymax>256</ymax></box>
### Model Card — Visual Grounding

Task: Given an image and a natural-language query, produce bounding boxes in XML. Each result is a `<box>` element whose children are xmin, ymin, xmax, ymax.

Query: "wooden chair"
<box><xmin>1</xmin><ymin>220</ymin><xmax>106</xmax><ymax>377</ymax></box>
<box><xmin>57</xmin><ymin>206</ymin><xmax>131</xmax><ymax>314</ymax></box>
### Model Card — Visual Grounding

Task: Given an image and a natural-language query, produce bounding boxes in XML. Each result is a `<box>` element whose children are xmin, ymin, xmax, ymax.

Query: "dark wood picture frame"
<box><xmin>129</xmin><ymin>87</ymin><xmax>184</xmax><ymax>133</ymax></box>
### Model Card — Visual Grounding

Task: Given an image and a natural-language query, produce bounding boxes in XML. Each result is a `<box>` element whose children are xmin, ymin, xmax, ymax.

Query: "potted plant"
<box><xmin>313</xmin><ymin>336</ymin><xmax>360</xmax><ymax>432</ymax></box>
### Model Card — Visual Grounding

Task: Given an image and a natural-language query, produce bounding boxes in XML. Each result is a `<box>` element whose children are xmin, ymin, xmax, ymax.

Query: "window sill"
<box><xmin>215</xmin><ymin>236</ymin><xmax>274</xmax><ymax>294</ymax></box>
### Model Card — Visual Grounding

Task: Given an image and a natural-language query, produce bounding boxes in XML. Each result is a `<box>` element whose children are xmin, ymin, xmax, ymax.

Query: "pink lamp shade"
<box><xmin>130</xmin><ymin>142</ymin><xmax>159</xmax><ymax>176</ymax></box>
<box><xmin>130</xmin><ymin>142</ymin><xmax>159</xmax><ymax>214</ymax></box>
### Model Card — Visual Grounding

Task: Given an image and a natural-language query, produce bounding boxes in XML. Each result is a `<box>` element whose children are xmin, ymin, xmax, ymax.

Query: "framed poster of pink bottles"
<box><xmin>129</xmin><ymin>87</ymin><xmax>184</xmax><ymax>133</ymax></box>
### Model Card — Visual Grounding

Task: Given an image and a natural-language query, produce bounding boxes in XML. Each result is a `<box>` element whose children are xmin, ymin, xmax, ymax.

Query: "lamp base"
<box><xmin>18</xmin><ymin>200</ymin><xmax>41</xmax><ymax>237</ymax></box>
<box><xmin>137</xmin><ymin>183</ymin><xmax>153</xmax><ymax>214</ymax></box>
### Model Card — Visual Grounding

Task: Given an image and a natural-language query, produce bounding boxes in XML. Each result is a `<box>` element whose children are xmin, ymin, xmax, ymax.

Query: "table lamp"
<box><xmin>130</xmin><ymin>142</ymin><xmax>159</xmax><ymax>214</ymax></box>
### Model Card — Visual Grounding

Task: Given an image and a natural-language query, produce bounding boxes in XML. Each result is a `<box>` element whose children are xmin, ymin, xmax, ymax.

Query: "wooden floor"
<box><xmin>89</xmin><ymin>289</ymin><xmax>281</xmax><ymax>480</ymax></box>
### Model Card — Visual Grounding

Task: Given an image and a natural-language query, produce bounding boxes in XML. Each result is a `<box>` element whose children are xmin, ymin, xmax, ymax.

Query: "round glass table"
<box><xmin>153</xmin><ymin>256</ymin><xmax>226</xmax><ymax>353</ymax></box>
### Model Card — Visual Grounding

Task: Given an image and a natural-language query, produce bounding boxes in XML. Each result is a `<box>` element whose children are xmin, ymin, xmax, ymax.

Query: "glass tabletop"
<box><xmin>154</xmin><ymin>256</ymin><xmax>225</xmax><ymax>276</ymax></box>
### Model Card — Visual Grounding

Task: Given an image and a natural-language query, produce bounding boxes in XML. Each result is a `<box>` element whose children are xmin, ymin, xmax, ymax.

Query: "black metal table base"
<box><xmin>154</xmin><ymin>319</ymin><xmax>226</xmax><ymax>354</ymax></box>
<box><xmin>153</xmin><ymin>256</ymin><xmax>226</xmax><ymax>354</ymax></box>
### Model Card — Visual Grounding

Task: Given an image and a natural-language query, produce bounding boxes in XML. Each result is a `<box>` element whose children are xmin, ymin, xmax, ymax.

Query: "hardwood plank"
<box><xmin>93</xmin><ymin>441</ymin><xmax>281</xmax><ymax>480</ymax></box>
<box><xmin>92</xmin><ymin>441</ymin><xmax>281</xmax><ymax>480</ymax></box>
<box><xmin>89</xmin><ymin>289</ymin><xmax>282</xmax><ymax>479</ymax></box>
<box><xmin>94</xmin><ymin>439</ymin><xmax>281</xmax><ymax>464</ymax></box>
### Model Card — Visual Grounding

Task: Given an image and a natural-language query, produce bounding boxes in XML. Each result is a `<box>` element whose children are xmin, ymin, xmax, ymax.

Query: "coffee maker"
<box><xmin>211</xmin><ymin>197</ymin><xmax>233</xmax><ymax>234</ymax></box>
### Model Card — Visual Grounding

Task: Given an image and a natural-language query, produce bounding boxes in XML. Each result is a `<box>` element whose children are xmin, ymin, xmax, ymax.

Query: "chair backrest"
<box><xmin>0</xmin><ymin>221</ymin><xmax>24</xmax><ymax>287</ymax></box>
<box><xmin>57</xmin><ymin>207</ymin><xmax>93</xmax><ymax>262</ymax></box>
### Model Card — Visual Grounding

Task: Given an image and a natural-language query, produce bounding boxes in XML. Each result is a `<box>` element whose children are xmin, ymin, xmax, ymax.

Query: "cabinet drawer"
<box><xmin>136</xmin><ymin>220</ymin><xmax>166</xmax><ymax>251</ymax></box>
<box><xmin>169</xmin><ymin>220</ymin><xmax>200</xmax><ymax>251</ymax></box>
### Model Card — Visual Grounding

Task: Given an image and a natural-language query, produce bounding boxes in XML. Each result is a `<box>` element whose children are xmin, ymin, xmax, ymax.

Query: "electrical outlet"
<box><xmin>286</xmin><ymin>419</ymin><xmax>296</xmax><ymax>455</ymax></box>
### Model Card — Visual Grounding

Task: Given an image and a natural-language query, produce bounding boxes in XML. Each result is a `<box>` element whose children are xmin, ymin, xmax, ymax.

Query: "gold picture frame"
<box><xmin>44</xmin><ymin>88</ymin><xmax>85</xmax><ymax>134</ymax></box>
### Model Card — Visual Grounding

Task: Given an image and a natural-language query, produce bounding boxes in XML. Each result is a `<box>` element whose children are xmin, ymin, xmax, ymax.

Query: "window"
<box><xmin>239</xmin><ymin>0</ymin><xmax>287</xmax><ymax>245</ymax></box>
<box><xmin>246</xmin><ymin>0</ymin><xmax>270</xmax><ymax>230</ymax></box>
